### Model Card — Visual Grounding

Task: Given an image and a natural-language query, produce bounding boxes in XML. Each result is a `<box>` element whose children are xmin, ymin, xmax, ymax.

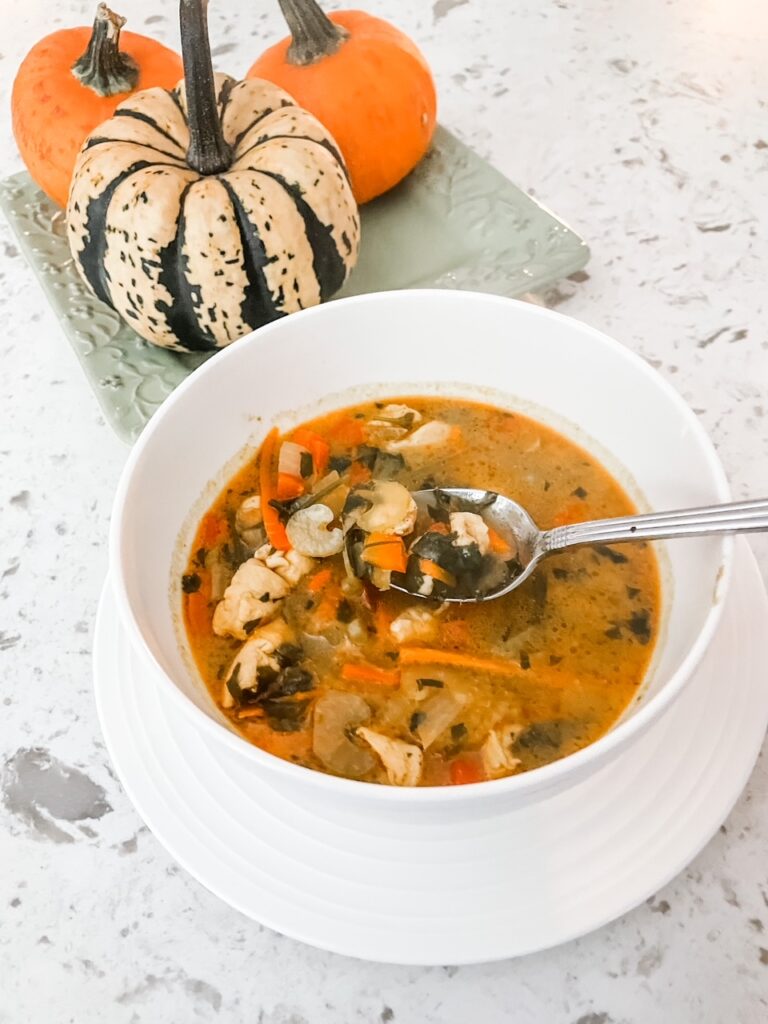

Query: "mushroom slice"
<box><xmin>286</xmin><ymin>504</ymin><xmax>344</xmax><ymax>558</ymax></box>
<box><xmin>221</xmin><ymin>619</ymin><xmax>292</xmax><ymax>707</ymax></box>
<box><xmin>357</xmin><ymin>727</ymin><xmax>423</xmax><ymax>786</ymax></box>
<box><xmin>312</xmin><ymin>691</ymin><xmax>374</xmax><ymax>777</ymax></box>
<box><xmin>481</xmin><ymin>724</ymin><xmax>524</xmax><ymax>777</ymax></box>
<box><xmin>449</xmin><ymin>511</ymin><xmax>491</xmax><ymax>556</ymax></box>
<box><xmin>386</xmin><ymin>420</ymin><xmax>454</xmax><ymax>451</ymax></box>
<box><xmin>347</xmin><ymin>481</ymin><xmax>417</xmax><ymax>536</ymax></box>
<box><xmin>212</xmin><ymin>558</ymin><xmax>289</xmax><ymax>639</ymax></box>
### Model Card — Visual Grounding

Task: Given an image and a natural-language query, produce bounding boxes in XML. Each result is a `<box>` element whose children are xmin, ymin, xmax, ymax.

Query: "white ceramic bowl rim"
<box><xmin>109</xmin><ymin>290</ymin><xmax>732</xmax><ymax>803</ymax></box>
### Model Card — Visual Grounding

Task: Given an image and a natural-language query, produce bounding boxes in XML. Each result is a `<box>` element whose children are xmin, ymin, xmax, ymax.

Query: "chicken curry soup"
<box><xmin>181</xmin><ymin>398</ymin><xmax>660</xmax><ymax>787</ymax></box>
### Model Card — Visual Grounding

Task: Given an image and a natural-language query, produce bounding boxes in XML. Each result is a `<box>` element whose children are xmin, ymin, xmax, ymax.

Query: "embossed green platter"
<box><xmin>0</xmin><ymin>126</ymin><xmax>589</xmax><ymax>444</ymax></box>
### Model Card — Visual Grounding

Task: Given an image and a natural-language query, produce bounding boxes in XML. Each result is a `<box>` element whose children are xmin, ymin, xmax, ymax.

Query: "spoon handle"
<box><xmin>542</xmin><ymin>497</ymin><xmax>768</xmax><ymax>553</ymax></box>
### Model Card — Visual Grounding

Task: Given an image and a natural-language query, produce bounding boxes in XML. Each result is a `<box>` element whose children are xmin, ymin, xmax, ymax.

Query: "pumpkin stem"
<box><xmin>71</xmin><ymin>3</ymin><xmax>139</xmax><ymax>97</ymax></box>
<box><xmin>179</xmin><ymin>0</ymin><xmax>232</xmax><ymax>175</ymax></box>
<box><xmin>278</xmin><ymin>0</ymin><xmax>349</xmax><ymax>66</ymax></box>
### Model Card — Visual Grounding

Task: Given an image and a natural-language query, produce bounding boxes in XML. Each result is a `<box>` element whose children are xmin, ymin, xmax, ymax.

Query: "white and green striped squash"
<box><xmin>66</xmin><ymin>0</ymin><xmax>359</xmax><ymax>352</ymax></box>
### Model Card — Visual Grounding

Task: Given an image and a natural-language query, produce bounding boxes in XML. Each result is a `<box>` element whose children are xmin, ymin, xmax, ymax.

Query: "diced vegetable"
<box><xmin>449</xmin><ymin>755</ymin><xmax>485</xmax><ymax>786</ymax></box>
<box><xmin>199</xmin><ymin>511</ymin><xmax>229</xmax><ymax>549</ymax></box>
<box><xmin>361</xmin><ymin>533</ymin><xmax>408</xmax><ymax>573</ymax></box>
<box><xmin>481</xmin><ymin>724</ymin><xmax>523</xmax><ymax>777</ymax></box>
<box><xmin>389</xmin><ymin>606</ymin><xmax>439</xmax><ymax>644</ymax></box>
<box><xmin>277</xmin><ymin>473</ymin><xmax>305</xmax><ymax>501</ymax></box>
<box><xmin>291</xmin><ymin>427</ymin><xmax>331</xmax><ymax>477</ymax></box>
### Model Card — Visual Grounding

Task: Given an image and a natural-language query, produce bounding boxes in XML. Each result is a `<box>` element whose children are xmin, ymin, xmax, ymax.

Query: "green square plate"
<box><xmin>0</xmin><ymin>126</ymin><xmax>588</xmax><ymax>444</ymax></box>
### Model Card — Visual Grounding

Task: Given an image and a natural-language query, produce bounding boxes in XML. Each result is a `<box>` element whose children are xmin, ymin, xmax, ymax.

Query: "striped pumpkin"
<box><xmin>66</xmin><ymin>0</ymin><xmax>359</xmax><ymax>352</ymax></box>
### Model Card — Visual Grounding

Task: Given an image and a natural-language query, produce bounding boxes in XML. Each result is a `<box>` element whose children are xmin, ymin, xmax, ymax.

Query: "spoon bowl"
<box><xmin>388</xmin><ymin>489</ymin><xmax>768</xmax><ymax>603</ymax></box>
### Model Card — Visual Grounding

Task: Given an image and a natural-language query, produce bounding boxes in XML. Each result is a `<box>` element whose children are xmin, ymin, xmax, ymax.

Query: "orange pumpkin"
<box><xmin>247</xmin><ymin>0</ymin><xmax>437</xmax><ymax>204</ymax></box>
<box><xmin>11</xmin><ymin>3</ymin><xmax>182</xmax><ymax>209</ymax></box>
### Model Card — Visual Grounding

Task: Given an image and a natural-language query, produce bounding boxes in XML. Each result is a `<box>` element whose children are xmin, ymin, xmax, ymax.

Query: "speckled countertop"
<box><xmin>1</xmin><ymin>0</ymin><xmax>767</xmax><ymax>1020</ymax></box>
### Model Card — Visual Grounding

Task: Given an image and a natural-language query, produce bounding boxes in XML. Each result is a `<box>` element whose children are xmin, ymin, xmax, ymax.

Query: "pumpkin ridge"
<box><xmin>153</xmin><ymin>179</ymin><xmax>221</xmax><ymax>352</ymax></box>
<box><xmin>84</xmin><ymin>135</ymin><xmax>185</xmax><ymax>163</ymax></box>
<box><xmin>229</xmin><ymin>103</ymin><xmax>294</xmax><ymax>151</ymax></box>
<box><xmin>219</xmin><ymin>178</ymin><xmax>285</xmax><ymax>332</ymax></box>
<box><xmin>254</xmin><ymin>169</ymin><xmax>346</xmax><ymax>300</ymax></box>
<box><xmin>113</xmin><ymin>107</ymin><xmax>186</xmax><ymax>151</ymax></box>
<box><xmin>236</xmin><ymin>132</ymin><xmax>347</xmax><ymax>184</ymax></box>
<box><xmin>75</xmin><ymin>158</ymin><xmax>158</xmax><ymax>304</ymax></box>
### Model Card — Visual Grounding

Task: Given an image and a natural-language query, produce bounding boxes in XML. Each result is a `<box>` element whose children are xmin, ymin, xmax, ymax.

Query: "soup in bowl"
<box><xmin>111</xmin><ymin>290</ymin><xmax>731</xmax><ymax>812</ymax></box>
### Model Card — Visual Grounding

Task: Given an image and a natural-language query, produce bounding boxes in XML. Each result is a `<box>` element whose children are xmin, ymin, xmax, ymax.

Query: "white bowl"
<box><xmin>110</xmin><ymin>290</ymin><xmax>731</xmax><ymax>821</ymax></box>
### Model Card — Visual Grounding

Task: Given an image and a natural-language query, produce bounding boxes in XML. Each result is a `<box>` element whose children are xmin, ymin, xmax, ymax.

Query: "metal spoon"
<box><xmin>390</xmin><ymin>489</ymin><xmax>768</xmax><ymax>603</ymax></box>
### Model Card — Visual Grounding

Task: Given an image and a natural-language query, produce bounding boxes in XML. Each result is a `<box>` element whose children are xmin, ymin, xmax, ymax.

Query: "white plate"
<box><xmin>93</xmin><ymin>540</ymin><xmax>768</xmax><ymax>965</ymax></box>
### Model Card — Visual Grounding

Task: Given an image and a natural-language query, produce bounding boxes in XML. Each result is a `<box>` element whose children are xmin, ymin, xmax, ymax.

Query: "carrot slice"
<box><xmin>259</xmin><ymin>427</ymin><xmax>290</xmax><ymax>550</ymax></box>
<box><xmin>276</xmin><ymin>472</ymin><xmax>305</xmax><ymax>500</ymax></box>
<box><xmin>185</xmin><ymin>591</ymin><xmax>211</xmax><ymax>635</ymax></box>
<box><xmin>341</xmin><ymin>663</ymin><xmax>401</xmax><ymax>687</ymax></box>
<box><xmin>399</xmin><ymin>647</ymin><xmax>583</xmax><ymax>688</ymax></box>
<box><xmin>419</xmin><ymin>558</ymin><xmax>456</xmax><ymax>587</ymax></box>
<box><xmin>325</xmin><ymin>415</ymin><xmax>366</xmax><ymax>447</ymax></box>
<box><xmin>487</xmin><ymin>526</ymin><xmax>513</xmax><ymax>557</ymax></box>
<box><xmin>199</xmin><ymin>511</ymin><xmax>228</xmax><ymax>549</ymax></box>
<box><xmin>362</xmin><ymin>533</ymin><xmax>407</xmax><ymax>573</ymax></box>
<box><xmin>307</xmin><ymin>567</ymin><xmax>333</xmax><ymax>593</ymax></box>
<box><xmin>449</xmin><ymin>755</ymin><xmax>486</xmax><ymax>785</ymax></box>
<box><xmin>426</xmin><ymin>522</ymin><xmax>451</xmax><ymax>536</ymax></box>
<box><xmin>292</xmin><ymin>427</ymin><xmax>330</xmax><ymax>476</ymax></box>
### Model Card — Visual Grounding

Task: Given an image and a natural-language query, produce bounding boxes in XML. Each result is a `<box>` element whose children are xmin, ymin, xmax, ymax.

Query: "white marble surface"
<box><xmin>1</xmin><ymin>0</ymin><xmax>767</xmax><ymax>1020</ymax></box>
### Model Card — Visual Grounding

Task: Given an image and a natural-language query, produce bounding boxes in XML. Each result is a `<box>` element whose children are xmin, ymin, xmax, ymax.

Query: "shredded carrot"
<box><xmin>199</xmin><ymin>512</ymin><xmax>228</xmax><ymax>549</ymax></box>
<box><xmin>440</xmin><ymin>618</ymin><xmax>470</xmax><ymax>647</ymax></box>
<box><xmin>362</xmin><ymin>533</ymin><xmax>407</xmax><ymax>573</ymax></box>
<box><xmin>276</xmin><ymin>472</ymin><xmax>305</xmax><ymax>500</ymax></box>
<box><xmin>291</xmin><ymin>427</ymin><xmax>330</xmax><ymax>476</ymax></box>
<box><xmin>487</xmin><ymin>526</ymin><xmax>512</xmax><ymax>556</ymax></box>
<box><xmin>259</xmin><ymin>427</ymin><xmax>290</xmax><ymax>550</ymax></box>
<box><xmin>449</xmin><ymin>755</ymin><xmax>485</xmax><ymax>786</ymax></box>
<box><xmin>399</xmin><ymin>647</ymin><xmax>583</xmax><ymax>689</ymax></box>
<box><xmin>307</xmin><ymin>567</ymin><xmax>333</xmax><ymax>593</ymax></box>
<box><xmin>349</xmin><ymin>461</ymin><xmax>372</xmax><ymax>486</ymax></box>
<box><xmin>426</xmin><ymin>522</ymin><xmax>451</xmax><ymax>536</ymax></box>
<box><xmin>419</xmin><ymin>558</ymin><xmax>456</xmax><ymax>587</ymax></box>
<box><xmin>341</xmin><ymin>662</ymin><xmax>401</xmax><ymax>687</ymax></box>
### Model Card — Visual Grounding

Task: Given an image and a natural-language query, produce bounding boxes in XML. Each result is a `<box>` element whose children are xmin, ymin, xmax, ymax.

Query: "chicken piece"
<box><xmin>221</xmin><ymin>619</ymin><xmax>292</xmax><ymax>707</ymax></box>
<box><xmin>347</xmin><ymin>481</ymin><xmax>417</xmax><ymax>536</ymax></box>
<box><xmin>449</xmin><ymin>511</ymin><xmax>491</xmax><ymax>556</ymax></box>
<box><xmin>252</xmin><ymin>543</ymin><xmax>316</xmax><ymax>587</ymax></box>
<box><xmin>235</xmin><ymin>495</ymin><xmax>264</xmax><ymax>549</ymax></box>
<box><xmin>481</xmin><ymin>724</ymin><xmax>524</xmax><ymax>777</ymax></box>
<box><xmin>357</xmin><ymin>727</ymin><xmax>423</xmax><ymax>786</ymax></box>
<box><xmin>386</xmin><ymin>420</ymin><xmax>454</xmax><ymax>451</ymax></box>
<box><xmin>286</xmin><ymin>504</ymin><xmax>344</xmax><ymax>557</ymax></box>
<box><xmin>389</xmin><ymin>606</ymin><xmax>439</xmax><ymax>645</ymax></box>
<box><xmin>212</xmin><ymin>557</ymin><xmax>289</xmax><ymax>639</ymax></box>
<box><xmin>363</xmin><ymin>421</ymin><xmax>409</xmax><ymax>445</ymax></box>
